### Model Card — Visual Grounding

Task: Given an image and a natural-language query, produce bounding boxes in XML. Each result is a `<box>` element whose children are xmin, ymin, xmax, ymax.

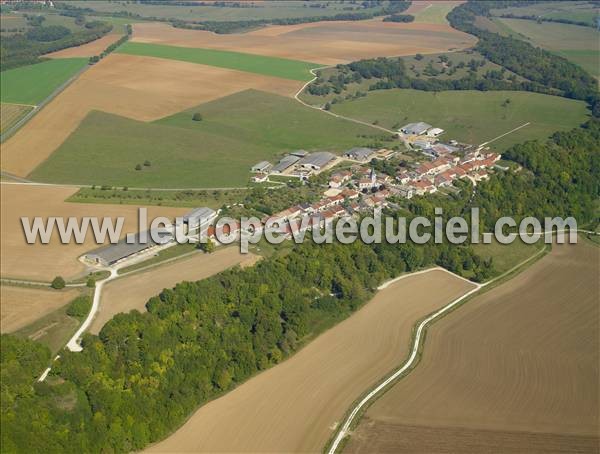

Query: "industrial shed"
<box><xmin>344</xmin><ymin>147</ymin><xmax>375</xmax><ymax>161</ymax></box>
<box><xmin>251</xmin><ymin>161</ymin><xmax>272</xmax><ymax>173</ymax></box>
<box><xmin>297</xmin><ymin>152</ymin><xmax>336</xmax><ymax>171</ymax></box>
<box><xmin>272</xmin><ymin>155</ymin><xmax>301</xmax><ymax>173</ymax></box>
<box><xmin>400</xmin><ymin>122</ymin><xmax>432</xmax><ymax>136</ymax></box>
<box><xmin>183</xmin><ymin>207</ymin><xmax>217</xmax><ymax>232</ymax></box>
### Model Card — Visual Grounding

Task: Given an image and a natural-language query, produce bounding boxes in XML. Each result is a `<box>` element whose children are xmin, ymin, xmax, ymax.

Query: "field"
<box><xmin>90</xmin><ymin>247</ymin><xmax>258</xmax><ymax>334</ymax></box>
<box><xmin>29</xmin><ymin>90</ymin><xmax>380</xmax><ymax>188</ymax></box>
<box><xmin>490</xmin><ymin>1</ymin><xmax>598</xmax><ymax>27</ymax></box>
<box><xmin>131</xmin><ymin>20</ymin><xmax>476</xmax><ymax>65</ymax></box>
<box><xmin>146</xmin><ymin>270</ymin><xmax>475</xmax><ymax>452</ymax></box>
<box><xmin>408</xmin><ymin>1</ymin><xmax>462</xmax><ymax>25</ymax></box>
<box><xmin>471</xmin><ymin>238</ymin><xmax>544</xmax><ymax>276</ymax></box>
<box><xmin>0</xmin><ymin>103</ymin><xmax>32</xmax><ymax>134</ymax></box>
<box><xmin>330</xmin><ymin>89</ymin><xmax>589</xmax><ymax>151</ymax></box>
<box><xmin>47</xmin><ymin>33</ymin><xmax>125</xmax><ymax>58</ymax></box>
<box><xmin>0</xmin><ymin>184</ymin><xmax>187</xmax><ymax>281</ymax></box>
<box><xmin>0</xmin><ymin>58</ymin><xmax>88</xmax><ymax>105</ymax></box>
<box><xmin>493</xmin><ymin>18</ymin><xmax>600</xmax><ymax>78</ymax></box>
<box><xmin>0</xmin><ymin>285</ymin><xmax>80</xmax><ymax>333</ymax></box>
<box><xmin>346</xmin><ymin>241</ymin><xmax>599</xmax><ymax>453</ymax></box>
<box><xmin>117</xmin><ymin>41</ymin><xmax>319</xmax><ymax>81</ymax></box>
<box><xmin>0</xmin><ymin>54</ymin><xmax>304</xmax><ymax>177</ymax></box>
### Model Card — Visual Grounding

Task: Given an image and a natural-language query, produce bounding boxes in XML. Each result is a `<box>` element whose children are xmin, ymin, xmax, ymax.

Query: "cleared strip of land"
<box><xmin>89</xmin><ymin>247</ymin><xmax>259</xmax><ymax>334</ymax></box>
<box><xmin>0</xmin><ymin>54</ymin><xmax>304</xmax><ymax>177</ymax></box>
<box><xmin>146</xmin><ymin>270</ymin><xmax>475</xmax><ymax>453</ymax></box>
<box><xmin>0</xmin><ymin>284</ymin><xmax>80</xmax><ymax>333</ymax></box>
<box><xmin>131</xmin><ymin>20</ymin><xmax>476</xmax><ymax>65</ymax></box>
<box><xmin>0</xmin><ymin>184</ymin><xmax>187</xmax><ymax>281</ymax></box>
<box><xmin>346</xmin><ymin>241</ymin><xmax>599</xmax><ymax>453</ymax></box>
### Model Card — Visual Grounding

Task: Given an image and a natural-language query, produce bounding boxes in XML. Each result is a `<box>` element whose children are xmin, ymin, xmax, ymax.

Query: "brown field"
<box><xmin>346</xmin><ymin>241</ymin><xmax>599</xmax><ymax>453</ymax></box>
<box><xmin>147</xmin><ymin>270</ymin><xmax>475</xmax><ymax>453</ymax></box>
<box><xmin>0</xmin><ymin>53</ymin><xmax>304</xmax><ymax>177</ymax></box>
<box><xmin>0</xmin><ymin>184</ymin><xmax>188</xmax><ymax>281</ymax></box>
<box><xmin>132</xmin><ymin>20</ymin><xmax>477</xmax><ymax>65</ymax></box>
<box><xmin>89</xmin><ymin>247</ymin><xmax>259</xmax><ymax>334</ymax></box>
<box><xmin>0</xmin><ymin>103</ymin><xmax>33</xmax><ymax>133</ymax></box>
<box><xmin>0</xmin><ymin>284</ymin><xmax>80</xmax><ymax>333</ymax></box>
<box><xmin>46</xmin><ymin>33</ymin><xmax>123</xmax><ymax>58</ymax></box>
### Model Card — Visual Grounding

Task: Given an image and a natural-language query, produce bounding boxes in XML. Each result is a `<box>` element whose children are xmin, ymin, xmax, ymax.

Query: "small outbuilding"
<box><xmin>251</xmin><ymin>161</ymin><xmax>272</xmax><ymax>173</ymax></box>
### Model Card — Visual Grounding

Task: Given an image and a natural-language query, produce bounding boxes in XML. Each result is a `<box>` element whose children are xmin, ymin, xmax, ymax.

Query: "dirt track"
<box><xmin>346</xmin><ymin>241</ymin><xmax>599</xmax><ymax>453</ymax></box>
<box><xmin>0</xmin><ymin>53</ymin><xmax>303</xmax><ymax>177</ymax></box>
<box><xmin>146</xmin><ymin>270</ymin><xmax>475</xmax><ymax>453</ymax></box>
<box><xmin>132</xmin><ymin>20</ymin><xmax>476</xmax><ymax>65</ymax></box>
<box><xmin>89</xmin><ymin>247</ymin><xmax>258</xmax><ymax>334</ymax></box>
<box><xmin>0</xmin><ymin>184</ymin><xmax>187</xmax><ymax>281</ymax></box>
<box><xmin>0</xmin><ymin>284</ymin><xmax>80</xmax><ymax>333</ymax></box>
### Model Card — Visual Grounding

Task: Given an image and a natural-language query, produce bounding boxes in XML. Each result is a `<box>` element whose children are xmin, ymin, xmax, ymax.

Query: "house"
<box><xmin>396</xmin><ymin>171</ymin><xmax>411</xmax><ymax>185</ymax></box>
<box><xmin>397</xmin><ymin>185</ymin><xmax>414</xmax><ymax>199</ymax></box>
<box><xmin>252</xmin><ymin>173</ymin><xmax>268</xmax><ymax>183</ymax></box>
<box><xmin>271</xmin><ymin>155</ymin><xmax>300</xmax><ymax>173</ymax></box>
<box><xmin>358</xmin><ymin>169</ymin><xmax>377</xmax><ymax>190</ymax></box>
<box><xmin>251</xmin><ymin>161</ymin><xmax>272</xmax><ymax>173</ymax></box>
<box><xmin>329</xmin><ymin>170</ymin><xmax>351</xmax><ymax>188</ymax></box>
<box><xmin>341</xmin><ymin>188</ymin><xmax>360</xmax><ymax>200</ymax></box>
<box><xmin>411</xmin><ymin>180</ymin><xmax>437</xmax><ymax>195</ymax></box>
<box><xmin>344</xmin><ymin>147</ymin><xmax>375</xmax><ymax>162</ymax></box>
<box><xmin>427</xmin><ymin>127</ymin><xmax>444</xmax><ymax>137</ymax></box>
<box><xmin>400</xmin><ymin>122</ymin><xmax>432</xmax><ymax>136</ymax></box>
<box><xmin>297</xmin><ymin>152</ymin><xmax>336</xmax><ymax>171</ymax></box>
<box><xmin>413</xmin><ymin>139</ymin><xmax>434</xmax><ymax>150</ymax></box>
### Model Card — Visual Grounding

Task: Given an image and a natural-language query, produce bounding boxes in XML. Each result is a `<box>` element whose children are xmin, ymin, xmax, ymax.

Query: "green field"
<box><xmin>30</xmin><ymin>90</ymin><xmax>382</xmax><ymax>188</ymax></box>
<box><xmin>412</xmin><ymin>1</ymin><xmax>457</xmax><ymax>25</ymax></box>
<box><xmin>491</xmin><ymin>1</ymin><xmax>598</xmax><ymax>27</ymax></box>
<box><xmin>116</xmin><ymin>42</ymin><xmax>319</xmax><ymax>81</ymax></box>
<box><xmin>330</xmin><ymin>89</ymin><xmax>589</xmax><ymax>151</ymax></box>
<box><xmin>0</xmin><ymin>58</ymin><xmax>88</xmax><ymax>105</ymax></box>
<box><xmin>494</xmin><ymin>18</ymin><xmax>600</xmax><ymax>77</ymax></box>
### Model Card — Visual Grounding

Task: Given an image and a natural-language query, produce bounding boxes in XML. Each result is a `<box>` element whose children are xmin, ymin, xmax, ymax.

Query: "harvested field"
<box><xmin>346</xmin><ymin>241</ymin><xmax>599</xmax><ymax>453</ymax></box>
<box><xmin>147</xmin><ymin>270</ymin><xmax>476</xmax><ymax>453</ymax></box>
<box><xmin>0</xmin><ymin>184</ymin><xmax>187</xmax><ymax>281</ymax></box>
<box><xmin>0</xmin><ymin>103</ymin><xmax>32</xmax><ymax>134</ymax></box>
<box><xmin>0</xmin><ymin>54</ymin><xmax>304</xmax><ymax>177</ymax></box>
<box><xmin>90</xmin><ymin>247</ymin><xmax>258</xmax><ymax>334</ymax></box>
<box><xmin>0</xmin><ymin>285</ymin><xmax>80</xmax><ymax>333</ymax></box>
<box><xmin>46</xmin><ymin>33</ymin><xmax>124</xmax><ymax>58</ymax></box>
<box><xmin>132</xmin><ymin>20</ymin><xmax>476</xmax><ymax>65</ymax></box>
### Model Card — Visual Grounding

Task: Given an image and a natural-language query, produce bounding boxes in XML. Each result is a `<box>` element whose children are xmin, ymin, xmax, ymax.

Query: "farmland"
<box><xmin>46</xmin><ymin>33</ymin><xmax>124</xmax><ymax>58</ymax></box>
<box><xmin>147</xmin><ymin>270</ymin><xmax>475</xmax><ymax>453</ymax></box>
<box><xmin>117</xmin><ymin>41</ymin><xmax>319</xmax><ymax>81</ymax></box>
<box><xmin>0</xmin><ymin>103</ymin><xmax>32</xmax><ymax>134</ymax></box>
<box><xmin>90</xmin><ymin>247</ymin><xmax>258</xmax><ymax>334</ymax></box>
<box><xmin>346</xmin><ymin>241</ymin><xmax>599</xmax><ymax>453</ymax></box>
<box><xmin>0</xmin><ymin>184</ymin><xmax>187</xmax><ymax>281</ymax></box>
<box><xmin>490</xmin><ymin>1</ymin><xmax>598</xmax><ymax>27</ymax></box>
<box><xmin>30</xmin><ymin>90</ymin><xmax>380</xmax><ymax>188</ymax></box>
<box><xmin>408</xmin><ymin>1</ymin><xmax>462</xmax><ymax>25</ymax></box>
<box><xmin>0</xmin><ymin>57</ymin><xmax>87</xmax><ymax>105</ymax></box>
<box><xmin>131</xmin><ymin>20</ymin><xmax>476</xmax><ymax>65</ymax></box>
<box><xmin>1</xmin><ymin>54</ymin><xmax>304</xmax><ymax>177</ymax></box>
<box><xmin>330</xmin><ymin>89</ymin><xmax>589</xmax><ymax>151</ymax></box>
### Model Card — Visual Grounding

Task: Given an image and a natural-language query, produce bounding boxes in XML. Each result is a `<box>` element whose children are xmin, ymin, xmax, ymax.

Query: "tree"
<box><xmin>143</xmin><ymin>160</ymin><xmax>151</xmax><ymax>167</ymax></box>
<box><xmin>192</xmin><ymin>112</ymin><xmax>203</xmax><ymax>121</ymax></box>
<box><xmin>135</xmin><ymin>164</ymin><xmax>142</xmax><ymax>171</ymax></box>
<box><xmin>51</xmin><ymin>276</ymin><xmax>65</xmax><ymax>289</ymax></box>
<box><xmin>198</xmin><ymin>238</ymin><xmax>216</xmax><ymax>253</ymax></box>
<box><xmin>86</xmin><ymin>277</ymin><xmax>96</xmax><ymax>288</ymax></box>
<box><xmin>415</xmin><ymin>53</ymin><xmax>424</xmax><ymax>60</ymax></box>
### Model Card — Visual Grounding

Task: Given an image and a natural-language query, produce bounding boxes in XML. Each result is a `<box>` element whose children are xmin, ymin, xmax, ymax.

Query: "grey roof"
<box><xmin>290</xmin><ymin>150</ymin><xmax>309</xmax><ymax>157</ymax></box>
<box><xmin>297</xmin><ymin>152</ymin><xmax>336</xmax><ymax>169</ymax></box>
<box><xmin>183</xmin><ymin>207</ymin><xmax>216</xmax><ymax>225</ymax></box>
<box><xmin>401</xmin><ymin>122</ymin><xmax>432</xmax><ymax>135</ymax></box>
<box><xmin>345</xmin><ymin>147</ymin><xmax>374</xmax><ymax>160</ymax></box>
<box><xmin>85</xmin><ymin>229</ymin><xmax>173</xmax><ymax>265</ymax></box>
<box><xmin>251</xmin><ymin>161</ymin><xmax>272</xmax><ymax>172</ymax></box>
<box><xmin>272</xmin><ymin>155</ymin><xmax>300</xmax><ymax>173</ymax></box>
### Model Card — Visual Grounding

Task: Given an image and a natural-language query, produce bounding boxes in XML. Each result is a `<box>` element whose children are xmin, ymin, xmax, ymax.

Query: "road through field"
<box><xmin>146</xmin><ymin>269</ymin><xmax>475</xmax><ymax>453</ymax></box>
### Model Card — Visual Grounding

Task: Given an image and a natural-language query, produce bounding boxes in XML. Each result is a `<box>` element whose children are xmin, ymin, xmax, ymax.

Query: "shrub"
<box><xmin>143</xmin><ymin>160</ymin><xmax>151</xmax><ymax>167</ymax></box>
<box><xmin>135</xmin><ymin>164</ymin><xmax>142</xmax><ymax>171</ymax></box>
<box><xmin>86</xmin><ymin>277</ymin><xmax>96</xmax><ymax>288</ymax></box>
<box><xmin>192</xmin><ymin>112</ymin><xmax>203</xmax><ymax>121</ymax></box>
<box><xmin>51</xmin><ymin>276</ymin><xmax>65</xmax><ymax>289</ymax></box>
<box><xmin>66</xmin><ymin>295</ymin><xmax>91</xmax><ymax>318</ymax></box>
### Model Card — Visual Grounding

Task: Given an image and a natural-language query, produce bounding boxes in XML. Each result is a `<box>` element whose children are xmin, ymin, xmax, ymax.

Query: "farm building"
<box><xmin>251</xmin><ymin>161</ymin><xmax>272</xmax><ymax>173</ymax></box>
<box><xmin>252</xmin><ymin>173</ymin><xmax>269</xmax><ymax>183</ymax></box>
<box><xmin>272</xmin><ymin>155</ymin><xmax>301</xmax><ymax>173</ymax></box>
<box><xmin>427</xmin><ymin>127</ymin><xmax>444</xmax><ymax>137</ymax></box>
<box><xmin>297</xmin><ymin>152</ymin><xmax>336</xmax><ymax>171</ymax></box>
<box><xmin>344</xmin><ymin>147</ymin><xmax>375</xmax><ymax>162</ymax></box>
<box><xmin>290</xmin><ymin>150</ymin><xmax>309</xmax><ymax>158</ymax></box>
<box><xmin>400</xmin><ymin>122</ymin><xmax>432</xmax><ymax>136</ymax></box>
<box><xmin>183</xmin><ymin>207</ymin><xmax>217</xmax><ymax>232</ymax></box>
<box><xmin>84</xmin><ymin>229</ymin><xmax>173</xmax><ymax>267</ymax></box>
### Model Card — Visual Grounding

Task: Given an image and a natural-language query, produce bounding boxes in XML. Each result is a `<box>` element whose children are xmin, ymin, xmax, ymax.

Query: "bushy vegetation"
<box><xmin>383</xmin><ymin>13</ymin><xmax>414</xmax><ymax>23</ymax></box>
<box><xmin>66</xmin><ymin>295</ymin><xmax>92</xmax><ymax>319</ymax></box>
<box><xmin>2</xmin><ymin>118</ymin><xmax>598</xmax><ymax>452</ymax></box>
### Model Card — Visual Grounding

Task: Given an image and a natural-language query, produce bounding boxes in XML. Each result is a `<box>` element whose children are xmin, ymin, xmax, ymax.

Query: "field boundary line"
<box><xmin>1</xmin><ymin>101</ymin><xmax>38</xmax><ymax>108</ymax></box>
<box><xmin>479</xmin><ymin>122</ymin><xmax>530</xmax><ymax>147</ymax></box>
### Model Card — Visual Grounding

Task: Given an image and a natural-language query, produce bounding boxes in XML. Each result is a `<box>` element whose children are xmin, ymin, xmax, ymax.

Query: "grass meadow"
<box><xmin>30</xmin><ymin>90</ymin><xmax>381</xmax><ymax>188</ymax></box>
<box><xmin>0</xmin><ymin>58</ymin><xmax>88</xmax><ymax>105</ymax></box>
<box><xmin>330</xmin><ymin>89</ymin><xmax>589</xmax><ymax>150</ymax></box>
<box><xmin>116</xmin><ymin>42</ymin><xmax>319</xmax><ymax>81</ymax></box>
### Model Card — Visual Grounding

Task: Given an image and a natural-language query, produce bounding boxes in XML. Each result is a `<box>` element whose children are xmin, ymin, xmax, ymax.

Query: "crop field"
<box><xmin>494</xmin><ymin>18</ymin><xmax>600</xmax><ymax>78</ymax></box>
<box><xmin>90</xmin><ymin>247</ymin><xmax>258</xmax><ymax>334</ymax></box>
<box><xmin>0</xmin><ymin>103</ymin><xmax>32</xmax><ymax>134</ymax></box>
<box><xmin>1</xmin><ymin>54</ymin><xmax>304</xmax><ymax>177</ymax></box>
<box><xmin>330</xmin><ymin>89</ymin><xmax>589</xmax><ymax>151</ymax></box>
<box><xmin>346</xmin><ymin>241</ymin><xmax>599</xmax><ymax>453</ymax></box>
<box><xmin>408</xmin><ymin>1</ymin><xmax>462</xmax><ymax>25</ymax></box>
<box><xmin>30</xmin><ymin>90</ymin><xmax>379</xmax><ymax>188</ymax></box>
<box><xmin>146</xmin><ymin>270</ymin><xmax>475</xmax><ymax>453</ymax></box>
<box><xmin>0</xmin><ymin>58</ymin><xmax>87</xmax><ymax>105</ymax></box>
<box><xmin>47</xmin><ymin>33</ymin><xmax>125</xmax><ymax>58</ymax></box>
<box><xmin>131</xmin><ymin>20</ymin><xmax>476</xmax><ymax>65</ymax></box>
<box><xmin>0</xmin><ymin>184</ymin><xmax>187</xmax><ymax>281</ymax></box>
<box><xmin>0</xmin><ymin>285</ymin><xmax>80</xmax><ymax>333</ymax></box>
<box><xmin>490</xmin><ymin>1</ymin><xmax>598</xmax><ymax>27</ymax></box>
<box><xmin>117</xmin><ymin>42</ymin><xmax>319</xmax><ymax>81</ymax></box>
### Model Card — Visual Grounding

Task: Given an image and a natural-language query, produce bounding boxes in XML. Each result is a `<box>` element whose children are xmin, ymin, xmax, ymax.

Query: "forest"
<box><xmin>2</xmin><ymin>116</ymin><xmax>598</xmax><ymax>453</ymax></box>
